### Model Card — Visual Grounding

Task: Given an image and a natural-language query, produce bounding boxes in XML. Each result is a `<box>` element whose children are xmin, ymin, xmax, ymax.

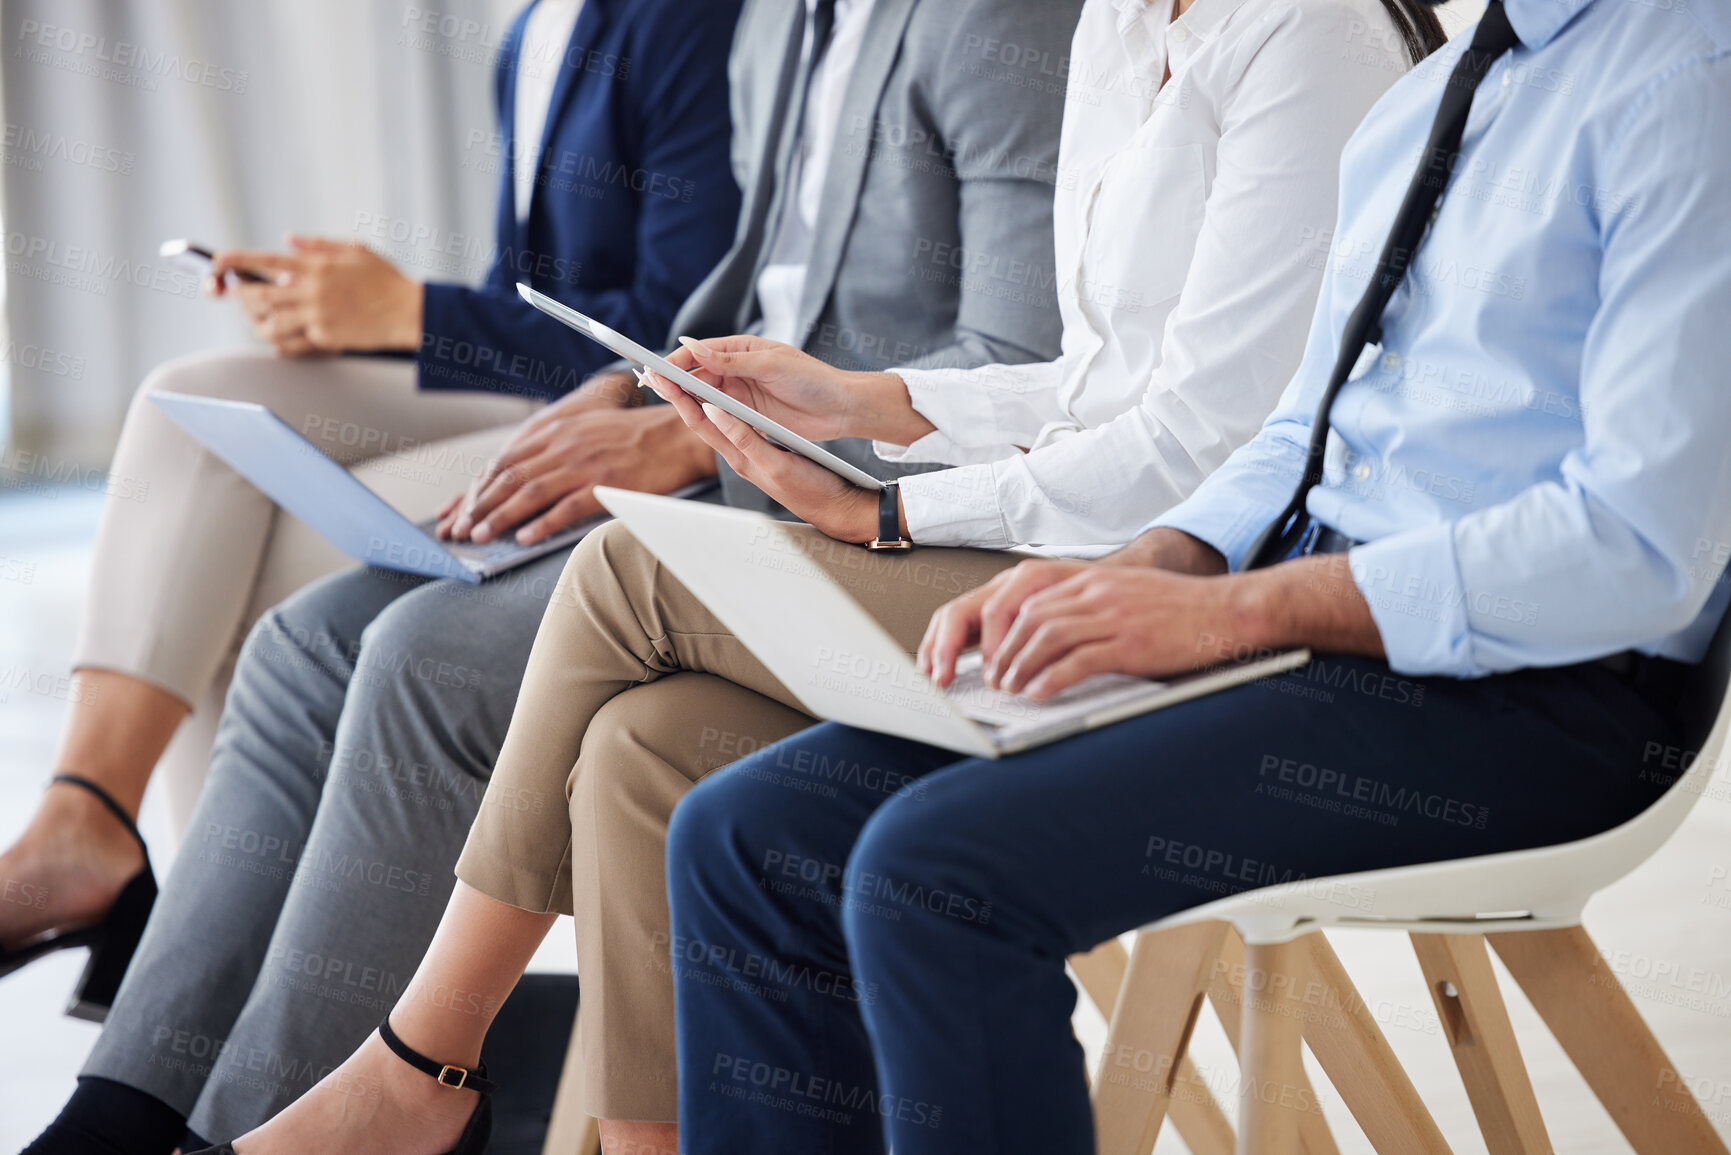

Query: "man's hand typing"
<box><xmin>918</xmin><ymin>528</ymin><xmax>1385</xmax><ymax>700</ymax></box>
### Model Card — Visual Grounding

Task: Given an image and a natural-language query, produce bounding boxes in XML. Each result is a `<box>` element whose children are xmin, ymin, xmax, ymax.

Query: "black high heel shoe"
<box><xmin>187</xmin><ymin>1017</ymin><xmax>497</xmax><ymax>1155</ymax></box>
<box><xmin>0</xmin><ymin>774</ymin><xmax>157</xmax><ymax>1022</ymax></box>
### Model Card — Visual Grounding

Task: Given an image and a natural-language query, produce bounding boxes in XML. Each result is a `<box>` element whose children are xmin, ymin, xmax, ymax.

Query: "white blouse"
<box><xmin>886</xmin><ymin>0</ymin><xmax>1411</xmax><ymax>553</ymax></box>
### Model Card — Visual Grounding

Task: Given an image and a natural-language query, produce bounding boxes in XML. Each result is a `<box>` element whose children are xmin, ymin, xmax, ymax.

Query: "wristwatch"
<box><xmin>866</xmin><ymin>481</ymin><xmax>914</xmax><ymax>551</ymax></box>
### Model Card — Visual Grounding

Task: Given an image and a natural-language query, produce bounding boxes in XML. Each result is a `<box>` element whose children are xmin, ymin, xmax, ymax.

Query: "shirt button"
<box><xmin>1353</xmin><ymin>462</ymin><xmax>1373</xmax><ymax>482</ymax></box>
<box><xmin>1171</xmin><ymin>25</ymin><xmax>1189</xmax><ymax>41</ymax></box>
<box><xmin>1502</xmin><ymin>71</ymin><xmax>1512</xmax><ymax>88</ymax></box>
<box><xmin>1381</xmin><ymin>351</ymin><xmax>1402</xmax><ymax>372</ymax></box>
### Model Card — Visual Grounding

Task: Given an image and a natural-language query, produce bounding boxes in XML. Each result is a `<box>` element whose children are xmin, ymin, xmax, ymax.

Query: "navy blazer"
<box><xmin>418</xmin><ymin>0</ymin><xmax>743</xmax><ymax>400</ymax></box>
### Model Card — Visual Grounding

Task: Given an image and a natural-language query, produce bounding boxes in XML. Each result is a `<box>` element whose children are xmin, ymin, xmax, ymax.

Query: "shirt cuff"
<box><xmin>898</xmin><ymin>464</ymin><xmax>1014</xmax><ymax>549</ymax></box>
<box><xmin>1347</xmin><ymin>523</ymin><xmax>1475</xmax><ymax>678</ymax></box>
<box><xmin>893</xmin><ymin>365</ymin><xmax>1046</xmax><ymax>457</ymax></box>
<box><xmin>1147</xmin><ymin>498</ymin><xmax>1274</xmax><ymax>573</ymax></box>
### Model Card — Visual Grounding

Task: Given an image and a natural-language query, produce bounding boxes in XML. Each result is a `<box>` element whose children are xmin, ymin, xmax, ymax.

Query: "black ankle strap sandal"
<box><xmin>378</xmin><ymin>1016</ymin><xmax>499</xmax><ymax>1096</ymax></box>
<box><xmin>183</xmin><ymin>1020</ymin><xmax>498</xmax><ymax>1155</ymax></box>
<box><xmin>0</xmin><ymin>774</ymin><xmax>158</xmax><ymax>1023</ymax></box>
<box><xmin>51</xmin><ymin>774</ymin><xmax>151</xmax><ymax>859</ymax></box>
<box><xmin>379</xmin><ymin>1017</ymin><xmax>497</xmax><ymax>1155</ymax></box>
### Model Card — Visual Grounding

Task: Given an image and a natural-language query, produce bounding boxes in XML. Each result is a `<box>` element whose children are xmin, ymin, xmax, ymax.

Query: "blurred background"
<box><xmin>0</xmin><ymin>0</ymin><xmax>519</xmax><ymax>462</ymax></box>
<box><xmin>2</xmin><ymin>0</ymin><xmax>1729</xmax><ymax>1152</ymax></box>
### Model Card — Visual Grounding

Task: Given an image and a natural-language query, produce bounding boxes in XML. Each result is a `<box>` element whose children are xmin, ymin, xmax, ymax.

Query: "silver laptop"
<box><xmin>151</xmin><ymin>392</ymin><xmax>714</xmax><ymax>583</ymax></box>
<box><xmin>594</xmin><ymin>487</ymin><xmax>1311</xmax><ymax>758</ymax></box>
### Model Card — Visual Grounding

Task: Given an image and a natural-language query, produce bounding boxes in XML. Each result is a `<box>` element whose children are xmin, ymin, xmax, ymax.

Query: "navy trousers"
<box><xmin>665</xmin><ymin>656</ymin><xmax>1682</xmax><ymax>1154</ymax></box>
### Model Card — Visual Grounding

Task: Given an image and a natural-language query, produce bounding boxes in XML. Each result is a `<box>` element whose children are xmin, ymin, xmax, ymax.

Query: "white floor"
<box><xmin>1</xmin><ymin>488</ymin><xmax>1728</xmax><ymax>1153</ymax></box>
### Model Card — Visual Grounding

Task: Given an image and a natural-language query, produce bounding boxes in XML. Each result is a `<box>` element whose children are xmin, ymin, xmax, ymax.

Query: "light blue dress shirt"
<box><xmin>1152</xmin><ymin>0</ymin><xmax>1731</xmax><ymax>678</ymax></box>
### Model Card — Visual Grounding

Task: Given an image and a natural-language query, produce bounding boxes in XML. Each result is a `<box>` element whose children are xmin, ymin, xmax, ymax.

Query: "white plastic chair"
<box><xmin>1090</xmin><ymin>611</ymin><xmax>1731</xmax><ymax>1155</ymax></box>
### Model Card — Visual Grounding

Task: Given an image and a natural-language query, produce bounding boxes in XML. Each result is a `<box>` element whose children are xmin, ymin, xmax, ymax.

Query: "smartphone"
<box><xmin>159</xmin><ymin>239</ymin><xmax>271</xmax><ymax>284</ymax></box>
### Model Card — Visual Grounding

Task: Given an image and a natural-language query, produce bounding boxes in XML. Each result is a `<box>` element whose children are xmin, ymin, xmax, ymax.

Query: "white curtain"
<box><xmin>1</xmin><ymin>0</ymin><xmax>520</xmax><ymax>468</ymax></box>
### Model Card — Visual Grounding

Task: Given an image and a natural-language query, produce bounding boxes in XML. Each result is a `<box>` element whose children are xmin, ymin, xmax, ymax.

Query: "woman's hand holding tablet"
<box><xmin>515</xmin><ymin>283</ymin><xmax>886</xmax><ymax>492</ymax></box>
<box><xmin>637</xmin><ymin>365</ymin><xmax>892</xmax><ymax>544</ymax></box>
<box><xmin>661</xmin><ymin>335</ymin><xmax>937</xmax><ymax>450</ymax></box>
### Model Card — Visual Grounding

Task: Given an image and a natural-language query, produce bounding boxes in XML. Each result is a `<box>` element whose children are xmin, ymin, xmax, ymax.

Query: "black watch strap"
<box><xmin>378</xmin><ymin>1017</ymin><xmax>498</xmax><ymax>1096</ymax></box>
<box><xmin>868</xmin><ymin>481</ymin><xmax>912</xmax><ymax>551</ymax></box>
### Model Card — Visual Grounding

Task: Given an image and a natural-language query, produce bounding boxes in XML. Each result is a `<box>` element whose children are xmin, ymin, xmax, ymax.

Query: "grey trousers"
<box><xmin>80</xmin><ymin>548</ymin><xmax>570</xmax><ymax>1142</ymax></box>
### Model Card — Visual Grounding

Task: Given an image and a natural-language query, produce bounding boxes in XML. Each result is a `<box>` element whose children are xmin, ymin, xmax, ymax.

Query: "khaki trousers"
<box><xmin>74</xmin><ymin>348</ymin><xmax>536</xmax><ymax>828</ymax></box>
<box><xmin>457</xmin><ymin>519</ymin><xmax>1019</xmax><ymax>1119</ymax></box>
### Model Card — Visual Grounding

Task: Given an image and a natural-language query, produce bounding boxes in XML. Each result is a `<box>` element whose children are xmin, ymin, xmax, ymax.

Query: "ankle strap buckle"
<box><xmin>378</xmin><ymin>1016</ymin><xmax>497</xmax><ymax>1097</ymax></box>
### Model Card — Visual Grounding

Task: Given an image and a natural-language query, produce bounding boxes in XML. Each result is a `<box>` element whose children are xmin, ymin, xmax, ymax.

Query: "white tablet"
<box><xmin>516</xmin><ymin>283</ymin><xmax>885</xmax><ymax>491</ymax></box>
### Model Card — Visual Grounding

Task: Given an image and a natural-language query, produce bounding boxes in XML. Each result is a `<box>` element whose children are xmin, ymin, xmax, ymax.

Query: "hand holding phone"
<box><xmin>159</xmin><ymin>239</ymin><xmax>271</xmax><ymax>285</ymax></box>
<box><xmin>163</xmin><ymin>236</ymin><xmax>423</xmax><ymax>359</ymax></box>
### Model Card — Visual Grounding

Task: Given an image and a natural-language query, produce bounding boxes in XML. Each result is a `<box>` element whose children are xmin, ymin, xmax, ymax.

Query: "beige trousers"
<box><xmin>457</xmin><ymin>519</ymin><xmax>1019</xmax><ymax>1119</ymax></box>
<box><xmin>74</xmin><ymin>347</ymin><xmax>537</xmax><ymax>828</ymax></box>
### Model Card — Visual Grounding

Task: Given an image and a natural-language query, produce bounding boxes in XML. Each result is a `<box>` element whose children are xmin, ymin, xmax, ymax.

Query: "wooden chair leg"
<box><xmin>1070</xmin><ymin>936</ymin><xmax>1132</xmax><ymax>1009</ymax></box>
<box><xmin>1167</xmin><ymin>1072</ymin><xmax>1241</xmax><ymax>1155</ymax></box>
<box><xmin>1410</xmin><ymin>933</ymin><xmax>1552</xmax><ymax>1155</ymax></box>
<box><xmin>543</xmin><ymin>1015</ymin><xmax>603</xmax><ymax>1155</ymax></box>
<box><xmin>1211</xmin><ymin>930</ymin><xmax>1341</xmax><ymax>1155</ymax></box>
<box><xmin>1239</xmin><ymin>938</ymin><xmax>1311</xmax><ymax>1155</ymax></box>
<box><xmin>1301</xmin><ymin>934</ymin><xmax>1455</xmax><ymax>1155</ymax></box>
<box><xmin>1072</xmin><ymin>937</ymin><xmax>1237</xmax><ymax>1155</ymax></box>
<box><xmin>1490</xmin><ymin>926</ymin><xmax>1731</xmax><ymax>1155</ymax></box>
<box><xmin>1091</xmin><ymin>921</ymin><xmax>1231</xmax><ymax>1155</ymax></box>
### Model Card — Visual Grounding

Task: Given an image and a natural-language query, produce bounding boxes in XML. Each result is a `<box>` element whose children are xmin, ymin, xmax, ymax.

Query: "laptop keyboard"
<box><xmin>943</xmin><ymin>652</ymin><xmax>1159</xmax><ymax>732</ymax></box>
<box><xmin>437</xmin><ymin>535</ymin><xmax>526</xmax><ymax>563</ymax></box>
